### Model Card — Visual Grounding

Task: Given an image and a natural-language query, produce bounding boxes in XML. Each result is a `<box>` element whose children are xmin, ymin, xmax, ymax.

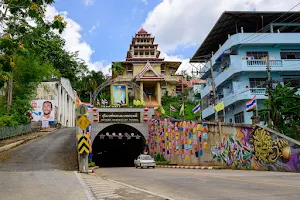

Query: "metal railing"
<box><xmin>0</xmin><ymin>124</ymin><xmax>32</xmax><ymax>140</ymax></box>
<box><xmin>247</xmin><ymin>59</ymin><xmax>283</xmax><ymax>67</ymax></box>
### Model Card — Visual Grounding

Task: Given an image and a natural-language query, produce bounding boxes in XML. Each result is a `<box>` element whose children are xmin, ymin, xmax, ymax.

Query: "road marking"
<box><xmin>211</xmin><ymin>175</ymin><xmax>300</xmax><ymax>189</ymax></box>
<box><xmin>105</xmin><ymin>177</ymin><xmax>175</xmax><ymax>200</ymax></box>
<box><xmin>80</xmin><ymin>173</ymin><xmax>124</xmax><ymax>200</ymax></box>
<box><xmin>74</xmin><ymin>172</ymin><xmax>95</xmax><ymax>200</ymax></box>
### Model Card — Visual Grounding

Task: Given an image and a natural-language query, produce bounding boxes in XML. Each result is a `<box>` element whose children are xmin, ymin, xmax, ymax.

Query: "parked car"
<box><xmin>134</xmin><ymin>155</ymin><xmax>156</xmax><ymax>168</ymax></box>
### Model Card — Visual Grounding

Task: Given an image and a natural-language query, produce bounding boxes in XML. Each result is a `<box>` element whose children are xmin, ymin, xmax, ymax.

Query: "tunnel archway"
<box><xmin>92</xmin><ymin>124</ymin><xmax>146</xmax><ymax>167</ymax></box>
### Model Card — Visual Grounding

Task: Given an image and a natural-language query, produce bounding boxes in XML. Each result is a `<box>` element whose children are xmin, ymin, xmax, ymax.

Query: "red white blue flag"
<box><xmin>192</xmin><ymin>104</ymin><xmax>201</xmax><ymax>114</ymax></box>
<box><xmin>170</xmin><ymin>105</ymin><xmax>177</xmax><ymax>112</ymax></box>
<box><xmin>246</xmin><ymin>95</ymin><xmax>257</xmax><ymax>112</ymax></box>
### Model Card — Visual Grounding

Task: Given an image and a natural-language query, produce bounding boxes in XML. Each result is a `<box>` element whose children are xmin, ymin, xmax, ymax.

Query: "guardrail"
<box><xmin>0</xmin><ymin>124</ymin><xmax>32</xmax><ymax>140</ymax></box>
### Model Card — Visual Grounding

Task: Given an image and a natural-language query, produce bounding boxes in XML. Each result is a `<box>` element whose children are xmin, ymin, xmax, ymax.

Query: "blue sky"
<box><xmin>49</xmin><ymin>0</ymin><xmax>298</xmax><ymax>75</ymax></box>
<box><xmin>53</xmin><ymin>0</ymin><xmax>196</xmax><ymax>69</ymax></box>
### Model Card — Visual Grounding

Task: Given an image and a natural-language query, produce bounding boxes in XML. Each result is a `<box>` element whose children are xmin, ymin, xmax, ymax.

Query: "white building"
<box><xmin>34</xmin><ymin>77</ymin><xmax>76</xmax><ymax>127</ymax></box>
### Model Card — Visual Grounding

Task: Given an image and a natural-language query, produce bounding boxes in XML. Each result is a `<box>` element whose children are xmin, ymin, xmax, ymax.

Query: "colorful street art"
<box><xmin>211</xmin><ymin>125</ymin><xmax>300</xmax><ymax>172</ymax></box>
<box><xmin>148</xmin><ymin>119</ymin><xmax>209</xmax><ymax>162</ymax></box>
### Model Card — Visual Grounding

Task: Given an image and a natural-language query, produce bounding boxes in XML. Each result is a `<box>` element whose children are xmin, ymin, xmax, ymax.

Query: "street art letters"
<box><xmin>211</xmin><ymin>126</ymin><xmax>300</xmax><ymax>172</ymax></box>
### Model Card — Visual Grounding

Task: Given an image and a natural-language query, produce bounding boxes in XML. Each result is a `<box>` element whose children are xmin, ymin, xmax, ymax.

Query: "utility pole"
<box><xmin>7</xmin><ymin>70</ymin><xmax>13</xmax><ymax>114</ymax></box>
<box><xmin>181</xmin><ymin>75</ymin><xmax>185</xmax><ymax>117</ymax></box>
<box><xmin>266</xmin><ymin>55</ymin><xmax>272</xmax><ymax>127</ymax></box>
<box><xmin>209</xmin><ymin>53</ymin><xmax>217</xmax><ymax>120</ymax></box>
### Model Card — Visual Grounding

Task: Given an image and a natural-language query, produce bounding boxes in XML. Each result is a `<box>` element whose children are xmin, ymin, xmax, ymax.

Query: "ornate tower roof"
<box><xmin>126</xmin><ymin>28</ymin><xmax>163</xmax><ymax>61</ymax></box>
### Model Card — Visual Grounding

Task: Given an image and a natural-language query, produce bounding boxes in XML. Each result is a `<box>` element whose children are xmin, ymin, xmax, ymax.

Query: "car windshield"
<box><xmin>140</xmin><ymin>155</ymin><xmax>152</xmax><ymax>160</ymax></box>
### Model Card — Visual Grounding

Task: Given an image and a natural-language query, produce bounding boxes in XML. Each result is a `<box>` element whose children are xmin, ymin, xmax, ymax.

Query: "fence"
<box><xmin>0</xmin><ymin>124</ymin><xmax>32</xmax><ymax>140</ymax></box>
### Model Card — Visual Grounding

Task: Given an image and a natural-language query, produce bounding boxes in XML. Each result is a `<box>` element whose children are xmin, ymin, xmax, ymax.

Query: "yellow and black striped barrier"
<box><xmin>77</xmin><ymin>134</ymin><xmax>90</xmax><ymax>154</ymax></box>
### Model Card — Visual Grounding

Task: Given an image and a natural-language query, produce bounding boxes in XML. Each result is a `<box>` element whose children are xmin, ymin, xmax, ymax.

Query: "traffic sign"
<box><xmin>77</xmin><ymin>134</ymin><xmax>90</xmax><ymax>154</ymax></box>
<box><xmin>76</xmin><ymin>115</ymin><xmax>91</xmax><ymax>131</ymax></box>
<box><xmin>78</xmin><ymin>104</ymin><xmax>88</xmax><ymax>116</ymax></box>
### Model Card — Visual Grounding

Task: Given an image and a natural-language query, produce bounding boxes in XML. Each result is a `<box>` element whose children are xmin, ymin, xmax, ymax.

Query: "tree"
<box><xmin>111</xmin><ymin>62</ymin><xmax>124</xmax><ymax>78</ymax></box>
<box><xmin>260</xmin><ymin>83</ymin><xmax>300</xmax><ymax>140</ymax></box>
<box><xmin>0</xmin><ymin>0</ymin><xmax>67</xmax><ymax>113</ymax></box>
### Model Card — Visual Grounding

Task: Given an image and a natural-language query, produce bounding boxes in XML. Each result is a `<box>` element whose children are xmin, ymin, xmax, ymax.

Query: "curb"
<box><xmin>156</xmin><ymin>165</ymin><xmax>224</xmax><ymax>170</ymax></box>
<box><xmin>0</xmin><ymin>134</ymin><xmax>41</xmax><ymax>153</ymax></box>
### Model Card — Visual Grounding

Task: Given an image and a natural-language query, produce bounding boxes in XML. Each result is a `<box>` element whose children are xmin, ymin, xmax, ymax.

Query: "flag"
<box><xmin>192</xmin><ymin>104</ymin><xmax>201</xmax><ymax>114</ymax></box>
<box><xmin>160</xmin><ymin>106</ymin><xmax>166</xmax><ymax>114</ymax></box>
<box><xmin>102</xmin><ymin>99</ymin><xmax>108</xmax><ymax>105</ymax></box>
<box><xmin>246</xmin><ymin>96</ymin><xmax>257</xmax><ymax>112</ymax></box>
<box><xmin>179</xmin><ymin>103</ymin><xmax>184</xmax><ymax>115</ymax></box>
<box><xmin>97</xmin><ymin>99</ymin><xmax>100</xmax><ymax>105</ymax></box>
<box><xmin>170</xmin><ymin>105</ymin><xmax>176</xmax><ymax>112</ymax></box>
<box><xmin>214</xmin><ymin>101</ymin><xmax>224</xmax><ymax>112</ymax></box>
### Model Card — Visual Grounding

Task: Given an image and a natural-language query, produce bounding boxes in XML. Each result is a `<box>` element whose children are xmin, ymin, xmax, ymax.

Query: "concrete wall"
<box><xmin>148</xmin><ymin>119</ymin><xmax>300</xmax><ymax>172</ymax></box>
<box><xmin>89</xmin><ymin>107</ymin><xmax>154</xmax><ymax>143</ymax></box>
<box><xmin>34</xmin><ymin>78</ymin><xmax>76</xmax><ymax>127</ymax></box>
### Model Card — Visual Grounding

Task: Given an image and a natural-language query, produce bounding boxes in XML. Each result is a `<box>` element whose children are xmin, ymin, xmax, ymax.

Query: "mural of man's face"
<box><xmin>42</xmin><ymin>101</ymin><xmax>52</xmax><ymax>117</ymax></box>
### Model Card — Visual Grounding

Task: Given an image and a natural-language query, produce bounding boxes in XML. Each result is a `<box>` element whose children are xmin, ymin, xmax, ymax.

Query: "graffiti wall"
<box><xmin>211</xmin><ymin>125</ymin><xmax>300</xmax><ymax>172</ymax></box>
<box><xmin>148</xmin><ymin>118</ymin><xmax>300</xmax><ymax>172</ymax></box>
<box><xmin>148</xmin><ymin>119</ymin><xmax>217</xmax><ymax>165</ymax></box>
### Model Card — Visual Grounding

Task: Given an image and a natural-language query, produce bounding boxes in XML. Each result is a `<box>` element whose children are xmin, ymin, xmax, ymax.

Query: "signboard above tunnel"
<box><xmin>99</xmin><ymin>112</ymin><xmax>141</xmax><ymax>123</ymax></box>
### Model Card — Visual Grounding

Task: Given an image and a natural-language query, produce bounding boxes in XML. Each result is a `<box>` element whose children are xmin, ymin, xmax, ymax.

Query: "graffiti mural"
<box><xmin>148</xmin><ymin>119</ymin><xmax>209</xmax><ymax>164</ymax></box>
<box><xmin>211</xmin><ymin>125</ymin><xmax>300</xmax><ymax>172</ymax></box>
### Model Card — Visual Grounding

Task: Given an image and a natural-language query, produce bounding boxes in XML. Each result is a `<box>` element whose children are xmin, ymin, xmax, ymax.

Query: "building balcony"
<box><xmin>164</xmin><ymin>76</ymin><xmax>179</xmax><ymax>83</ymax></box>
<box><xmin>202</xmin><ymin>88</ymin><xmax>268</xmax><ymax>119</ymax></box>
<box><xmin>201</xmin><ymin>58</ymin><xmax>300</xmax><ymax>97</ymax></box>
<box><xmin>201</xmin><ymin>33</ymin><xmax>300</xmax><ymax>76</ymax></box>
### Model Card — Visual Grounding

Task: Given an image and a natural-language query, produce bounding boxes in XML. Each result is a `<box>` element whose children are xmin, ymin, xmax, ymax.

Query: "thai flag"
<box><xmin>192</xmin><ymin>104</ymin><xmax>201</xmax><ymax>114</ymax></box>
<box><xmin>170</xmin><ymin>105</ymin><xmax>176</xmax><ymax>112</ymax></box>
<box><xmin>102</xmin><ymin>99</ymin><xmax>108</xmax><ymax>105</ymax></box>
<box><xmin>246</xmin><ymin>96</ymin><xmax>257</xmax><ymax>112</ymax></box>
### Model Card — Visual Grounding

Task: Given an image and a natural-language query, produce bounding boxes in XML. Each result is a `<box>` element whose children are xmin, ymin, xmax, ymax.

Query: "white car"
<box><xmin>134</xmin><ymin>155</ymin><xmax>156</xmax><ymax>168</ymax></box>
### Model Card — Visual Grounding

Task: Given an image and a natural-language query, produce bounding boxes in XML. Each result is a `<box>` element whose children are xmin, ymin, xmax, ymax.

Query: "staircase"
<box><xmin>145</xmin><ymin>96</ymin><xmax>160</xmax><ymax>107</ymax></box>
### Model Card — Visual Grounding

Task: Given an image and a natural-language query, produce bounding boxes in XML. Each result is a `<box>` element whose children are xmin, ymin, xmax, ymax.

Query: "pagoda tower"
<box><xmin>112</xmin><ymin>28</ymin><xmax>181</xmax><ymax>107</ymax></box>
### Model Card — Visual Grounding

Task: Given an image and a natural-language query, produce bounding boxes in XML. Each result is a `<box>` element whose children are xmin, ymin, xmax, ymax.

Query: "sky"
<box><xmin>48</xmin><ymin>0</ymin><xmax>300</xmax><ymax>76</ymax></box>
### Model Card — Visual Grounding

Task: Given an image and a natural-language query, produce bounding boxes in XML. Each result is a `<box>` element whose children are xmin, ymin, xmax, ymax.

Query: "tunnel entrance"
<box><xmin>92</xmin><ymin>124</ymin><xmax>146</xmax><ymax>167</ymax></box>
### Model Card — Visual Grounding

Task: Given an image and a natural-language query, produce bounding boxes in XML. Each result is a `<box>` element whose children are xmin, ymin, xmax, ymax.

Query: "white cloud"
<box><xmin>83</xmin><ymin>0</ymin><xmax>95</xmax><ymax>6</ymax></box>
<box><xmin>89</xmin><ymin>25</ymin><xmax>96</xmax><ymax>33</ymax></box>
<box><xmin>142</xmin><ymin>0</ymin><xmax>300</xmax><ymax>53</ymax></box>
<box><xmin>45</xmin><ymin>6</ymin><xmax>110</xmax><ymax>76</ymax></box>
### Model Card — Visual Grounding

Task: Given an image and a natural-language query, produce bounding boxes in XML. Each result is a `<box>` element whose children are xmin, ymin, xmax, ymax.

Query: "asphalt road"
<box><xmin>0</xmin><ymin>128</ymin><xmax>88</xmax><ymax>200</ymax></box>
<box><xmin>0</xmin><ymin>128</ymin><xmax>78</xmax><ymax>171</ymax></box>
<box><xmin>95</xmin><ymin>167</ymin><xmax>300</xmax><ymax>200</ymax></box>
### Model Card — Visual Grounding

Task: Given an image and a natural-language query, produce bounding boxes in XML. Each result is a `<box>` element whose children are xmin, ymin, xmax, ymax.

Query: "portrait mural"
<box><xmin>31</xmin><ymin>100</ymin><xmax>57</xmax><ymax>124</ymax></box>
<box><xmin>111</xmin><ymin>84</ymin><xmax>128</xmax><ymax>106</ymax></box>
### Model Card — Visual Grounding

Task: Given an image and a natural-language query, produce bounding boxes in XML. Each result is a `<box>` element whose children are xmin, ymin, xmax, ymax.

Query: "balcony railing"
<box><xmin>250</xmin><ymin>88</ymin><xmax>266</xmax><ymax>95</ymax></box>
<box><xmin>247</xmin><ymin>59</ymin><xmax>283</xmax><ymax>67</ymax></box>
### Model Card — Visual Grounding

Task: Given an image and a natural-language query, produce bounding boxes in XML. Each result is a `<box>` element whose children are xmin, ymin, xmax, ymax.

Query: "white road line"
<box><xmin>104</xmin><ymin>178</ymin><xmax>175</xmax><ymax>200</ymax></box>
<box><xmin>81</xmin><ymin>173</ymin><xmax>124</xmax><ymax>200</ymax></box>
<box><xmin>74</xmin><ymin>172</ymin><xmax>95</xmax><ymax>200</ymax></box>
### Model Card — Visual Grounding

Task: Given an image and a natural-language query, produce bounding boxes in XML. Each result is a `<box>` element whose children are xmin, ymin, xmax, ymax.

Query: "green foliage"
<box><xmin>160</xmin><ymin>95</ymin><xmax>201</xmax><ymax>120</ymax></box>
<box><xmin>260</xmin><ymin>83</ymin><xmax>300</xmax><ymax>140</ymax></box>
<box><xmin>111</xmin><ymin>62</ymin><xmax>124</xmax><ymax>78</ymax></box>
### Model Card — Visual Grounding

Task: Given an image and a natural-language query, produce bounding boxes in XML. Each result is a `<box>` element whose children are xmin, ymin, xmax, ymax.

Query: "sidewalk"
<box><xmin>156</xmin><ymin>165</ymin><xmax>224</xmax><ymax>170</ymax></box>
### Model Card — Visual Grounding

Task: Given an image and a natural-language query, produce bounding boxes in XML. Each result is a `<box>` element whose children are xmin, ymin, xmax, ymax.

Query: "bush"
<box><xmin>156</xmin><ymin>161</ymin><xmax>170</xmax><ymax>165</ymax></box>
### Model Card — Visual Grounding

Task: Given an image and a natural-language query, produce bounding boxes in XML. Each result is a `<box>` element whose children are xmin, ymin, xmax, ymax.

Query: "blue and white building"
<box><xmin>190</xmin><ymin>11</ymin><xmax>300</xmax><ymax>124</ymax></box>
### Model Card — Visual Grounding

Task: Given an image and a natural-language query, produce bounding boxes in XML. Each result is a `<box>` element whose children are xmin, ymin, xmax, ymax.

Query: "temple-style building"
<box><xmin>113</xmin><ymin>28</ymin><xmax>181</xmax><ymax>107</ymax></box>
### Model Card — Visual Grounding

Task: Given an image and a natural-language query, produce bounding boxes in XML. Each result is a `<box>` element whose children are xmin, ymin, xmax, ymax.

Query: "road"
<box><xmin>95</xmin><ymin>167</ymin><xmax>300</xmax><ymax>200</ymax></box>
<box><xmin>0</xmin><ymin>128</ymin><xmax>88</xmax><ymax>200</ymax></box>
<box><xmin>0</xmin><ymin>128</ymin><xmax>168</xmax><ymax>200</ymax></box>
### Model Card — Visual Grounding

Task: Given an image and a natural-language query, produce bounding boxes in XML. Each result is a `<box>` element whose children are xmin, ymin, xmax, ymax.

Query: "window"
<box><xmin>283</xmin><ymin>78</ymin><xmax>300</xmax><ymax>87</ymax></box>
<box><xmin>246</xmin><ymin>52</ymin><xmax>268</xmax><ymax>59</ymax></box>
<box><xmin>280</xmin><ymin>52</ymin><xmax>300</xmax><ymax>59</ymax></box>
<box><xmin>234</xmin><ymin>112</ymin><xmax>244</xmax><ymax>123</ymax></box>
<box><xmin>249</xmin><ymin>78</ymin><xmax>267</xmax><ymax>88</ymax></box>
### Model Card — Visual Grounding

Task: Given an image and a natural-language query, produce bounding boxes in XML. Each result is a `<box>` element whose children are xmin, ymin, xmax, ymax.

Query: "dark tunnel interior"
<box><xmin>92</xmin><ymin>124</ymin><xmax>145</xmax><ymax>167</ymax></box>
